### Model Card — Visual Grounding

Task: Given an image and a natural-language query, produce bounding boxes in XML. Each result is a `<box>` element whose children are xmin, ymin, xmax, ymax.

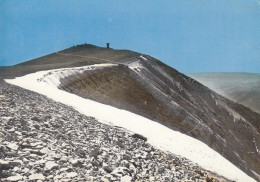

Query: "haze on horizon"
<box><xmin>0</xmin><ymin>0</ymin><xmax>260</xmax><ymax>73</ymax></box>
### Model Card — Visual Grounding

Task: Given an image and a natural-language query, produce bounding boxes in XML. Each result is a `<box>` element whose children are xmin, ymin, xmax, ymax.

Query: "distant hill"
<box><xmin>189</xmin><ymin>73</ymin><xmax>260</xmax><ymax>114</ymax></box>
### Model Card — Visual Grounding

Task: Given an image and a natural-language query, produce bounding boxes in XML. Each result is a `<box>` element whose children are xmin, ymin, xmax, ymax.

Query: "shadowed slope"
<box><xmin>58</xmin><ymin>54</ymin><xmax>260</xmax><ymax>181</ymax></box>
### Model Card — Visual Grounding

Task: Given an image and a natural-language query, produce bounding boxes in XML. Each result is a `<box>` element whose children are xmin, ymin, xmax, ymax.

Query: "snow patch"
<box><xmin>251</xmin><ymin>170</ymin><xmax>260</xmax><ymax>182</ymax></box>
<box><xmin>38</xmin><ymin>63</ymin><xmax>117</xmax><ymax>87</ymax></box>
<box><xmin>128</xmin><ymin>60</ymin><xmax>143</xmax><ymax>71</ymax></box>
<box><xmin>139</xmin><ymin>55</ymin><xmax>147</xmax><ymax>60</ymax></box>
<box><xmin>253</xmin><ymin>138</ymin><xmax>259</xmax><ymax>154</ymax></box>
<box><xmin>5</xmin><ymin>66</ymin><xmax>256</xmax><ymax>182</ymax></box>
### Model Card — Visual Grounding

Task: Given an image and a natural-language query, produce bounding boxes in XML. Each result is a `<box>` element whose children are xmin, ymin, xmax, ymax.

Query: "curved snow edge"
<box><xmin>5</xmin><ymin>65</ymin><xmax>256</xmax><ymax>182</ymax></box>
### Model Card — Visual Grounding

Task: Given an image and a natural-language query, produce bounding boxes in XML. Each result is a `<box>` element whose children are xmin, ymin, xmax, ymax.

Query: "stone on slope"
<box><xmin>44</xmin><ymin>161</ymin><xmax>58</xmax><ymax>171</ymax></box>
<box><xmin>28</xmin><ymin>173</ymin><xmax>45</xmax><ymax>180</ymax></box>
<box><xmin>65</xmin><ymin>172</ymin><xmax>78</xmax><ymax>178</ymax></box>
<box><xmin>89</xmin><ymin>148</ymin><xmax>100</xmax><ymax>158</ymax></box>
<box><xmin>7</xmin><ymin>143</ymin><xmax>19</xmax><ymax>151</ymax></box>
<box><xmin>0</xmin><ymin>160</ymin><xmax>21</xmax><ymax>170</ymax></box>
<box><xmin>131</xmin><ymin>134</ymin><xmax>147</xmax><ymax>142</ymax></box>
<box><xmin>121</xmin><ymin>175</ymin><xmax>132</xmax><ymax>182</ymax></box>
<box><xmin>6</xmin><ymin>175</ymin><xmax>24</xmax><ymax>181</ymax></box>
<box><xmin>111</xmin><ymin>167</ymin><xmax>129</xmax><ymax>177</ymax></box>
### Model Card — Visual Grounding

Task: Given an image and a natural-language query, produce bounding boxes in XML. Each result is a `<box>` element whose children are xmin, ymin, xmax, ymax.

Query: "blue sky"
<box><xmin>0</xmin><ymin>0</ymin><xmax>259</xmax><ymax>73</ymax></box>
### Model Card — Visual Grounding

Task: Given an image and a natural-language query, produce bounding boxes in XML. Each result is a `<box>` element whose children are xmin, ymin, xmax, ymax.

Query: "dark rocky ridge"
<box><xmin>1</xmin><ymin>44</ymin><xmax>259</xmax><ymax>181</ymax></box>
<box><xmin>0</xmin><ymin>44</ymin><xmax>139</xmax><ymax>79</ymax></box>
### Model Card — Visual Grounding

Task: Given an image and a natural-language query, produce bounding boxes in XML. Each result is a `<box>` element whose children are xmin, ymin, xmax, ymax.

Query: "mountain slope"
<box><xmin>1</xmin><ymin>44</ymin><xmax>260</xmax><ymax>181</ymax></box>
<box><xmin>188</xmin><ymin>73</ymin><xmax>260</xmax><ymax>114</ymax></box>
<box><xmin>4</xmin><ymin>66</ymin><xmax>255</xmax><ymax>182</ymax></box>
<box><xmin>2</xmin><ymin>80</ymin><xmax>232</xmax><ymax>182</ymax></box>
<box><xmin>0</xmin><ymin>44</ymin><xmax>139</xmax><ymax>79</ymax></box>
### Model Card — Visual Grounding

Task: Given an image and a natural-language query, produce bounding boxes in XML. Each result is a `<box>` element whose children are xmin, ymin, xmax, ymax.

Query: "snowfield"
<box><xmin>5</xmin><ymin>64</ymin><xmax>256</xmax><ymax>182</ymax></box>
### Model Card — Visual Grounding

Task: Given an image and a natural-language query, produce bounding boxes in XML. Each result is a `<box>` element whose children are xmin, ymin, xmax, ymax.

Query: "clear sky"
<box><xmin>0</xmin><ymin>0</ymin><xmax>259</xmax><ymax>73</ymax></box>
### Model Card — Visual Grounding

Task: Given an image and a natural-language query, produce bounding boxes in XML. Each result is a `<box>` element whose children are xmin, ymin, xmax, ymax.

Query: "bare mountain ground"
<box><xmin>0</xmin><ymin>44</ymin><xmax>259</xmax><ymax>181</ymax></box>
<box><xmin>0</xmin><ymin>80</ymin><xmax>230</xmax><ymax>181</ymax></box>
<box><xmin>57</xmin><ymin>56</ymin><xmax>260</xmax><ymax>180</ymax></box>
<box><xmin>1</xmin><ymin>44</ymin><xmax>139</xmax><ymax>80</ymax></box>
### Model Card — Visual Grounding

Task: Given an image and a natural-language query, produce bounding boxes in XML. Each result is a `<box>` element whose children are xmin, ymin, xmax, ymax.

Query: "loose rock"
<box><xmin>28</xmin><ymin>173</ymin><xmax>45</xmax><ymax>180</ymax></box>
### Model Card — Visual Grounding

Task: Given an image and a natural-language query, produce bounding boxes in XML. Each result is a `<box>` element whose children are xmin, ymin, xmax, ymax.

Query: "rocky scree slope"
<box><xmin>55</xmin><ymin>52</ymin><xmax>260</xmax><ymax>180</ymax></box>
<box><xmin>0</xmin><ymin>80</ymin><xmax>229</xmax><ymax>181</ymax></box>
<box><xmin>1</xmin><ymin>44</ymin><xmax>259</xmax><ymax>181</ymax></box>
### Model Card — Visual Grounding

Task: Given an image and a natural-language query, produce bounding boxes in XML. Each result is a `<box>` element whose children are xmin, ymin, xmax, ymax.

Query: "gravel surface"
<box><xmin>0</xmin><ymin>80</ymin><xmax>229</xmax><ymax>181</ymax></box>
